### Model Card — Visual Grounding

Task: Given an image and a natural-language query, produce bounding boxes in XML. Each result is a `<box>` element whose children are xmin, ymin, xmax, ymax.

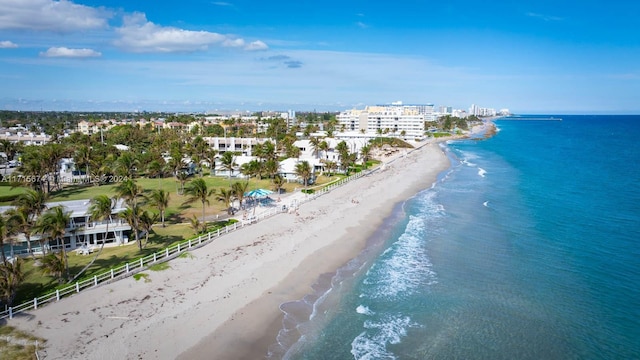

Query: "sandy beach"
<box><xmin>9</xmin><ymin>140</ymin><xmax>451</xmax><ymax>359</ymax></box>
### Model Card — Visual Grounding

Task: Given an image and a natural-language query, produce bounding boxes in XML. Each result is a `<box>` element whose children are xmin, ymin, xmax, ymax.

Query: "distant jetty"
<box><xmin>501</xmin><ymin>116</ymin><xmax>562</xmax><ymax>121</ymax></box>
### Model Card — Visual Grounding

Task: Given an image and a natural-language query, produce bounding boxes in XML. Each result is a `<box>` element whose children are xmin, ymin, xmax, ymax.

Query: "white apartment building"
<box><xmin>1</xmin><ymin>199</ymin><xmax>132</xmax><ymax>258</ymax></box>
<box><xmin>202</xmin><ymin>137</ymin><xmax>276</xmax><ymax>156</ymax></box>
<box><xmin>0</xmin><ymin>131</ymin><xmax>52</xmax><ymax>145</ymax></box>
<box><xmin>336</xmin><ymin>103</ymin><xmax>435</xmax><ymax>140</ymax></box>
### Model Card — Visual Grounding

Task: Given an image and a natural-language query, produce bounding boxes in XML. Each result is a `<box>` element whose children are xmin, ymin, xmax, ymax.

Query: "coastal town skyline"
<box><xmin>1</xmin><ymin>0</ymin><xmax>639</xmax><ymax>114</ymax></box>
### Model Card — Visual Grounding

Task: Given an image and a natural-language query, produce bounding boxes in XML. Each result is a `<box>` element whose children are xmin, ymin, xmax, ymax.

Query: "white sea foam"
<box><xmin>362</xmin><ymin>218</ymin><xmax>436</xmax><ymax>299</ymax></box>
<box><xmin>458</xmin><ymin>150</ymin><xmax>480</xmax><ymax>161</ymax></box>
<box><xmin>351</xmin><ymin>315</ymin><xmax>419</xmax><ymax>360</ymax></box>
<box><xmin>462</xmin><ymin>159</ymin><xmax>477</xmax><ymax>167</ymax></box>
<box><xmin>483</xmin><ymin>201</ymin><xmax>489</xmax><ymax>207</ymax></box>
<box><xmin>356</xmin><ymin>305</ymin><xmax>375</xmax><ymax>315</ymax></box>
<box><xmin>478</xmin><ymin>168</ymin><xmax>487</xmax><ymax>177</ymax></box>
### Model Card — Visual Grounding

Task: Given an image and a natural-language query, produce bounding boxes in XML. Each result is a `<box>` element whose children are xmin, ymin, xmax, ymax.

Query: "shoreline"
<box><xmin>9</xmin><ymin>140</ymin><xmax>452</xmax><ymax>359</ymax></box>
<box><xmin>179</xmin><ymin>140</ymin><xmax>453</xmax><ymax>359</ymax></box>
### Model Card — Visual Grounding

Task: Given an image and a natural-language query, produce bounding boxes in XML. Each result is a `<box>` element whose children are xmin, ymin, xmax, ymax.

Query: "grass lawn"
<box><xmin>6</xmin><ymin>173</ymin><xmax>306</xmax><ymax>306</ymax></box>
<box><xmin>0</xmin><ymin>325</ymin><xmax>45</xmax><ymax>359</ymax></box>
<box><xmin>13</xmin><ymin>218</ymin><xmax>236</xmax><ymax>304</ymax></box>
<box><xmin>0</xmin><ymin>184</ymin><xmax>28</xmax><ymax>203</ymax></box>
<box><xmin>5</xmin><ymin>169</ymin><xmax>362</xmax><ymax>307</ymax></box>
<box><xmin>46</xmin><ymin>175</ymin><xmax>300</xmax><ymax>221</ymax></box>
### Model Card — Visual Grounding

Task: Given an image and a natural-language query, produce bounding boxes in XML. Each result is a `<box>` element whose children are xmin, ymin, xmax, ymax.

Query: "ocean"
<box><xmin>268</xmin><ymin>115</ymin><xmax>640</xmax><ymax>360</ymax></box>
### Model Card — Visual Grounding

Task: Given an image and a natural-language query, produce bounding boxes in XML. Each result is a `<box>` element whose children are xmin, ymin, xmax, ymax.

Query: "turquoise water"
<box><xmin>269</xmin><ymin>115</ymin><xmax>640</xmax><ymax>359</ymax></box>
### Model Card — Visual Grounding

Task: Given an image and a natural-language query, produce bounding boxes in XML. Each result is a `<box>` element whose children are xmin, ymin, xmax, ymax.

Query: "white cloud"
<box><xmin>222</xmin><ymin>38</ymin><xmax>245</xmax><ymax>48</ymax></box>
<box><xmin>245</xmin><ymin>40</ymin><xmax>268</xmax><ymax>51</ymax></box>
<box><xmin>0</xmin><ymin>40</ymin><xmax>18</xmax><ymax>48</ymax></box>
<box><xmin>0</xmin><ymin>0</ymin><xmax>110</xmax><ymax>32</ymax></box>
<box><xmin>40</xmin><ymin>47</ymin><xmax>102</xmax><ymax>58</ymax></box>
<box><xmin>526</xmin><ymin>12</ymin><xmax>563</xmax><ymax>22</ymax></box>
<box><xmin>114</xmin><ymin>12</ymin><xmax>266</xmax><ymax>53</ymax></box>
<box><xmin>356</xmin><ymin>22</ymin><xmax>369</xmax><ymax>29</ymax></box>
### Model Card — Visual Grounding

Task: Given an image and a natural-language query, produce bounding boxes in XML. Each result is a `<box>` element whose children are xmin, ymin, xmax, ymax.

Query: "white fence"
<box><xmin>1</xmin><ymin>167</ymin><xmax>378</xmax><ymax>321</ymax></box>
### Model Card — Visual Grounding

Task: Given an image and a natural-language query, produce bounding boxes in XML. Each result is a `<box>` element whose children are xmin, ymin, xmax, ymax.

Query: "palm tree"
<box><xmin>220</xmin><ymin>151</ymin><xmax>237</xmax><ymax>180</ymax></box>
<box><xmin>119</xmin><ymin>205</ymin><xmax>144</xmax><ymax>250</ymax></box>
<box><xmin>360</xmin><ymin>144</ymin><xmax>372</xmax><ymax>169</ymax></box>
<box><xmin>115</xmin><ymin>151</ymin><xmax>139</xmax><ymax>179</ymax></box>
<box><xmin>139</xmin><ymin>211</ymin><xmax>158</xmax><ymax>247</ymax></box>
<box><xmin>13</xmin><ymin>189</ymin><xmax>48</xmax><ymax>255</ymax></box>
<box><xmin>88</xmin><ymin>195</ymin><xmax>114</xmax><ymax>246</ymax></box>
<box><xmin>17</xmin><ymin>157</ymin><xmax>46</xmax><ymax>191</ymax></box>
<box><xmin>232</xmin><ymin>181</ymin><xmax>249</xmax><ymax>210</ymax></box>
<box><xmin>0</xmin><ymin>215</ymin><xmax>7</xmax><ymax>264</ymax></box>
<box><xmin>272</xmin><ymin>174</ymin><xmax>285</xmax><ymax>194</ymax></box>
<box><xmin>176</xmin><ymin>172</ymin><xmax>189</xmax><ymax>195</ymax></box>
<box><xmin>6</xmin><ymin>208</ymin><xmax>33</xmax><ymax>258</ymax></box>
<box><xmin>264</xmin><ymin>159</ymin><xmax>280</xmax><ymax>180</ymax></box>
<box><xmin>41</xmin><ymin>143</ymin><xmax>67</xmax><ymax>192</ymax></box>
<box><xmin>216</xmin><ymin>188</ymin><xmax>235</xmax><ymax>215</ymax></box>
<box><xmin>13</xmin><ymin>189</ymin><xmax>48</xmax><ymax>217</ymax></box>
<box><xmin>240</xmin><ymin>160</ymin><xmax>261</xmax><ymax>183</ymax></box>
<box><xmin>309</xmin><ymin>136</ymin><xmax>321</xmax><ymax>159</ymax></box>
<box><xmin>146</xmin><ymin>160</ymin><xmax>165</xmax><ymax>188</ymax></box>
<box><xmin>343</xmin><ymin>152</ymin><xmax>357</xmax><ymax>175</ymax></box>
<box><xmin>318</xmin><ymin>140</ymin><xmax>329</xmax><ymax>161</ymax></box>
<box><xmin>295</xmin><ymin>161</ymin><xmax>313</xmax><ymax>189</ymax></box>
<box><xmin>259</xmin><ymin>140</ymin><xmax>277</xmax><ymax>161</ymax></box>
<box><xmin>286</xmin><ymin>144</ymin><xmax>301</xmax><ymax>159</ymax></box>
<box><xmin>190</xmin><ymin>136</ymin><xmax>208</xmax><ymax>177</ymax></box>
<box><xmin>74</xmin><ymin>144</ymin><xmax>92</xmax><ymax>181</ymax></box>
<box><xmin>324</xmin><ymin>161</ymin><xmax>338</xmax><ymax>177</ymax></box>
<box><xmin>149</xmin><ymin>189</ymin><xmax>170</xmax><ymax>227</ymax></box>
<box><xmin>167</xmin><ymin>155</ymin><xmax>183</xmax><ymax>179</ymax></box>
<box><xmin>0</xmin><ymin>257</ymin><xmax>24</xmax><ymax>305</ymax></box>
<box><xmin>70</xmin><ymin>195</ymin><xmax>114</xmax><ymax>282</ymax></box>
<box><xmin>115</xmin><ymin>179</ymin><xmax>145</xmax><ymax>207</ymax></box>
<box><xmin>34</xmin><ymin>206</ymin><xmax>71</xmax><ymax>280</ymax></box>
<box><xmin>336</xmin><ymin>141</ymin><xmax>351</xmax><ymax>174</ymax></box>
<box><xmin>40</xmin><ymin>253</ymin><xmax>65</xmax><ymax>283</ymax></box>
<box><xmin>205</xmin><ymin>148</ymin><xmax>218</xmax><ymax>176</ymax></box>
<box><xmin>183</xmin><ymin>178</ymin><xmax>215</xmax><ymax>231</ymax></box>
<box><xmin>188</xmin><ymin>215</ymin><xmax>202</xmax><ymax>235</ymax></box>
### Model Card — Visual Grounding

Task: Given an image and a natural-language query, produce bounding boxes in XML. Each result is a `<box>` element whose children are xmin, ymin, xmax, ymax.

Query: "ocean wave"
<box><xmin>457</xmin><ymin>149</ymin><xmax>481</xmax><ymax>161</ymax></box>
<box><xmin>351</xmin><ymin>314</ymin><xmax>420</xmax><ymax>360</ymax></box>
<box><xmin>269</xmin><ymin>258</ymin><xmax>368</xmax><ymax>359</ymax></box>
<box><xmin>356</xmin><ymin>305</ymin><xmax>375</xmax><ymax>315</ymax></box>
<box><xmin>362</xmin><ymin>214</ymin><xmax>437</xmax><ymax>299</ymax></box>
<box><xmin>478</xmin><ymin>168</ymin><xmax>487</xmax><ymax>177</ymax></box>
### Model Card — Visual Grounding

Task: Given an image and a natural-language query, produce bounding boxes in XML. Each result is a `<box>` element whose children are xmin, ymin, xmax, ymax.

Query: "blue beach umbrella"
<box><xmin>244</xmin><ymin>188</ymin><xmax>274</xmax><ymax>198</ymax></box>
<box><xmin>244</xmin><ymin>188</ymin><xmax>274</xmax><ymax>215</ymax></box>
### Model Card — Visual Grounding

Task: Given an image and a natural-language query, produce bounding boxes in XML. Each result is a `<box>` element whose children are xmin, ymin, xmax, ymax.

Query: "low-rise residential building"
<box><xmin>0</xmin><ymin>131</ymin><xmax>52</xmax><ymax>145</ymax></box>
<box><xmin>1</xmin><ymin>199</ymin><xmax>133</xmax><ymax>257</ymax></box>
<box><xmin>202</xmin><ymin>137</ymin><xmax>275</xmax><ymax>156</ymax></box>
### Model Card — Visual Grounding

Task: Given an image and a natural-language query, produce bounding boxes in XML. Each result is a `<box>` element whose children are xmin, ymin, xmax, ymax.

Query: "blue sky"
<box><xmin>0</xmin><ymin>0</ymin><xmax>639</xmax><ymax>113</ymax></box>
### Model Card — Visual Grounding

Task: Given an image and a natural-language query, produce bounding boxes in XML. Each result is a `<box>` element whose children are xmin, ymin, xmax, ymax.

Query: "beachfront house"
<box><xmin>0</xmin><ymin>199</ymin><xmax>132</xmax><ymax>258</ymax></box>
<box><xmin>278</xmin><ymin>157</ymin><xmax>321</xmax><ymax>183</ymax></box>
